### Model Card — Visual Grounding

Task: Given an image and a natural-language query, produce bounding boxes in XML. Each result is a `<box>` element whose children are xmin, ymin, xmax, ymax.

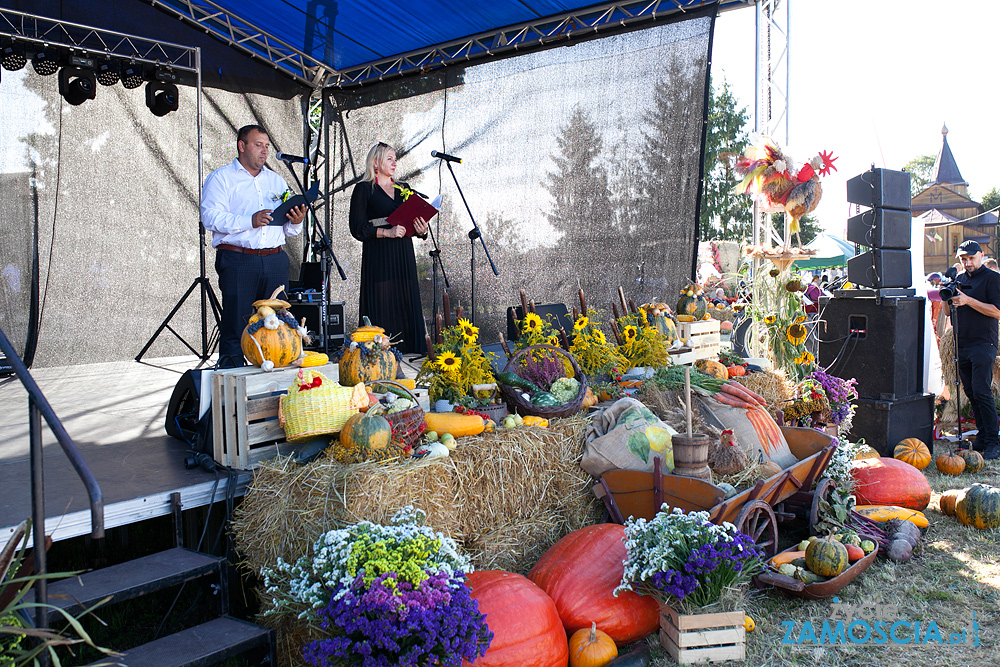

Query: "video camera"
<box><xmin>937</xmin><ymin>277</ymin><xmax>964</xmax><ymax>302</ymax></box>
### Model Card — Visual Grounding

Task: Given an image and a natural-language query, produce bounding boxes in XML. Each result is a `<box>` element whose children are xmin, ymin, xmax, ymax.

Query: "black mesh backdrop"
<box><xmin>0</xmin><ymin>68</ymin><xmax>303</xmax><ymax>367</ymax></box>
<box><xmin>0</xmin><ymin>169</ymin><xmax>37</xmax><ymax>365</ymax></box>
<box><xmin>323</xmin><ymin>14</ymin><xmax>713</xmax><ymax>343</ymax></box>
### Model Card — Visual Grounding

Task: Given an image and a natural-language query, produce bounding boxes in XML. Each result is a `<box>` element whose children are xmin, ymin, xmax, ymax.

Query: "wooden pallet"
<box><xmin>211</xmin><ymin>364</ymin><xmax>338</xmax><ymax>469</ymax></box>
<box><xmin>677</xmin><ymin>320</ymin><xmax>722</xmax><ymax>361</ymax></box>
<box><xmin>659</xmin><ymin>605</ymin><xmax>745</xmax><ymax>664</ymax></box>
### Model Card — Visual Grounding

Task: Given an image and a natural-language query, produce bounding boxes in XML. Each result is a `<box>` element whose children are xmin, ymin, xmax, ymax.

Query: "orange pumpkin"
<box><xmin>939</xmin><ymin>488</ymin><xmax>966</xmax><ymax>516</ymax></box>
<box><xmin>936</xmin><ymin>450</ymin><xmax>966</xmax><ymax>476</ymax></box>
<box><xmin>240</xmin><ymin>286</ymin><xmax>303</xmax><ymax>369</ymax></box>
<box><xmin>568</xmin><ymin>623</ymin><xmax>617</xmax><ymax>667</ymax></box>
<box><xmin>893</xmin><ymin>438</ymin><xmax>931</xmax><ymax>470</ymax></box>
<box><xmin>338</xmin><ymin>345</ymin><xmax>398</xmax><ymax>386</ymax></box>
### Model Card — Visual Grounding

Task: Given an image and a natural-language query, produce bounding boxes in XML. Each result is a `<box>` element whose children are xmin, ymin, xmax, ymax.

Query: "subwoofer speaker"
<box><xmin>818</xmin><ymin>296</ymin><xmax>924</xmax><ymax>400</ymax></box>
<box><xmin>289</xmin><ymin>302</ymin><xmax>346</xmax><ymax>351</ymax></box>
<box><xmin>165</xmin><ymin>369</ymin><xmax>213</xmax><ymax>443</ymax></box>
<box><xmin>847</xmin><ymin>249</ymin><xmax>912</xmax><ymax>289</ymax></box>
<box><xmin>850</xmin><ymin>393</ymin><xmax>935</xmax><ymax>456</ymax></box>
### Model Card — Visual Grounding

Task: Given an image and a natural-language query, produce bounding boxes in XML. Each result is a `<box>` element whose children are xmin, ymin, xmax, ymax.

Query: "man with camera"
<box><xmin>943</xmin><ymin>240</ymin><xmax>1000</xmax><ymax>459</ymax></box>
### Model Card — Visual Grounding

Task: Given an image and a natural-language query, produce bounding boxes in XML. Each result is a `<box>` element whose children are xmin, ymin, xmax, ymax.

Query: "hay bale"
<box><xmin>734</xmin><ymin>369</ymin><xmax>793</xmax><ymax>411</ymax></box>
<box><xmin>232</xmin><ymin>413</ymin><xmax>599</xmax><ymax>577</ymax></box>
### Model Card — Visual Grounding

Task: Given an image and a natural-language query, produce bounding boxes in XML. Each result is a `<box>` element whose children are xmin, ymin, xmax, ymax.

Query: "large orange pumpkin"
<box><xmin>893</xmin><ymin>438</ymin><xmax>931</xmax><ymax>470</ymax></box>
<box><xmin>851</xmin><ymin>457</ymin><xmax>931</xmax><ymax>511</ymax></box>
<box><xmin>528</xmin><ymin>524</ymin><xmax>659</xmax><ymax>646</ymax></box>
<box><xmin>463</xmin><ymin>571</ymin><xmax>568</xmax><ymax>667</ymax></box>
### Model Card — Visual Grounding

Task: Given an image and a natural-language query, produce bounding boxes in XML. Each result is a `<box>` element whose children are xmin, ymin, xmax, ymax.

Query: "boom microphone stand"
<box><xmin>438</xmin><ymin>158</ymin><xmax>499</xmax><ymax>326</ymax></box>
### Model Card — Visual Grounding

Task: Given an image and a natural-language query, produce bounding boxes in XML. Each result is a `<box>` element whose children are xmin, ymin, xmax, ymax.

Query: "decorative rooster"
<box><xmin>708</xmin><ymin>428</ymin><xmax>749</xmax><ymax>477</ymax></box>
<box><xmin>733</xmin><ymin>139</ymin><xmax>837</xmax><ymax>246</ymax></box>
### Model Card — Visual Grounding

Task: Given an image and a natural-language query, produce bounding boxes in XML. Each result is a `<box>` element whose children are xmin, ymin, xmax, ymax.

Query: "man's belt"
<box><xmin>216</xmin><ymin>244</ymin><xmax>282</xmax><ymax>256</ymax></box>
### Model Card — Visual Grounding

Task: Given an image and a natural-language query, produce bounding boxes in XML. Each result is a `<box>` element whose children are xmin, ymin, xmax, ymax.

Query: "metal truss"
<box><xmin>753</xmin><ymin>0</ymin><xmax>790</xmax><ymax>247</ymax></box>
<box><xmin>0</xmin><ymin>7</ymin><xmax>197</xmax><ymax>73</ymax></box>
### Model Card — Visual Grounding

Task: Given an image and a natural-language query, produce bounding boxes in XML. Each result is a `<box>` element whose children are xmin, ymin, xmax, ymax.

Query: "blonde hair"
<box><xmin>364</xmin><ymin>142</ymin><xmax>393</xmax><ymax>182</ymax></box>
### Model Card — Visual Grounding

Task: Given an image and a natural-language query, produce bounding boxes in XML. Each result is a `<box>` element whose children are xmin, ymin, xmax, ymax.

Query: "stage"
<box><xmin>0</xmin><ymin>354</ymin><xmax>424</xmax><ymax>543</ymax></box>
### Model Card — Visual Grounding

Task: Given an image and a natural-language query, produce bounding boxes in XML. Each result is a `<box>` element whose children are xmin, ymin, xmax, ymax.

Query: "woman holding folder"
<box><xmin>349</xmin><ymin>142</ymin><xmax>428</xmax><ymax>355</ymax></box>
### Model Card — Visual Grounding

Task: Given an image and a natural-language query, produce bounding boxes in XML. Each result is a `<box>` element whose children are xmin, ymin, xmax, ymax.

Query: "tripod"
<box><xmin>947</xmin><ymin>299</ymin><xmax>967</xmax><ymax>446</ymax></box>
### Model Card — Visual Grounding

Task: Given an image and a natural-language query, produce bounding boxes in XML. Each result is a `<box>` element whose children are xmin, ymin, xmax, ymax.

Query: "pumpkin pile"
<box><xmin>940</xmin><ymin>483</ymin><xmax>1000</xmax><ymax>529</ymax></box>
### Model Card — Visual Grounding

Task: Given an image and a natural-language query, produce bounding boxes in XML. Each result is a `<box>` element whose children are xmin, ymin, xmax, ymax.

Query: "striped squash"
<box><xmin>241</xmin><ymin>314</ymin><xmax>302</xmax><ymax>368</ymax></box>
<box><xmin>338</xmin><ymin>347</ymin><xmax>398</xmax><ymax>386</ymax></box>
<box><xmin>853</xmin><ymin>505</ymin><xmax>929</xmax><ymax>529</ymax></box>
<box><xmin>955</xmin><ymin>483</ymin><xmax>1000</xmax><ymax>530</ymax></box>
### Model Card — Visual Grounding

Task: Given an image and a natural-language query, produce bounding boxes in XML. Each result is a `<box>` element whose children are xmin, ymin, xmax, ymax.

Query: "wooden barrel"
<box><xmin>672</xmin><ymin>433</ymin><xmax>712</xmax><ymax>481</ymax></box>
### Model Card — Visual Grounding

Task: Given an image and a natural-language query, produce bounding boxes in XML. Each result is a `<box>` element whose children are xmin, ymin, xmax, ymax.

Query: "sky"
<box><xmin>711</xmin><ymin>0</ymin><xmax>1000</xmax><ymax>237</ymax></box>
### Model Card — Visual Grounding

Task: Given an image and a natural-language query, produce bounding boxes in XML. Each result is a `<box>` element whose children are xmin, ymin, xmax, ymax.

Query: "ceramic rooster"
<box><xmin>708</xmin><ymin>428</ymin><xmax>749</xmax><ymax>477</ymax></box>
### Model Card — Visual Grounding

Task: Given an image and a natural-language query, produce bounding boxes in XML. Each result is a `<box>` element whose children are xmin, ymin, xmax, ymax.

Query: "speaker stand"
<box><xmin>136</xmin><ymin>276</ymin><xmax>222</xmax><ymax>362</ymax></box>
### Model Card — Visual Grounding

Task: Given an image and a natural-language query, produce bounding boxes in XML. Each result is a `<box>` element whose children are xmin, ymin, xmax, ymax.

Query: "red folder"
<box><xmin>386</xmin><ymin>196</ymin><xmax>439</xmax><ymax>237</ymax></box>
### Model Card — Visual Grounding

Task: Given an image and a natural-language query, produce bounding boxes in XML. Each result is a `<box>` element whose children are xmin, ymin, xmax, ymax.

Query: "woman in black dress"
<box><xmin>349</xmin><ymin>142</ymin><xmax>429</xmax><ymax>355</ymax></box>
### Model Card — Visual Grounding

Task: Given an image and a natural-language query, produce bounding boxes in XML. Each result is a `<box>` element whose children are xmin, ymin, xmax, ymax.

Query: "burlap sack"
<box><xmin>700</xmin><ymin>396</ymin><xmax>797</xmax><ymax>469</ymax></box>
<box><xmin>582</xmin><ymin>397</ymin><xmax>676</xmax><ymax>477</ymax></box>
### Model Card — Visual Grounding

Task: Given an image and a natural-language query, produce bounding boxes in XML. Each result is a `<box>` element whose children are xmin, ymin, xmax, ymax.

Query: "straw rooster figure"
<box><xmin>733</xmin><ymin>139</ymin><xmax>837</xmax><ymax>247</ymax></box>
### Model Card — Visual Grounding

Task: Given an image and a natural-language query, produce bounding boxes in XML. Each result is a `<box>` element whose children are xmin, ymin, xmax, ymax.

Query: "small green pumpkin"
<box><xmin>804</xmin><ymin>538</ymin><xmax>849</xmax><ymax>577</ymax></box>
<box><xmin>958</xmin><ymin>449</ymin><xmax>985</xmax><ymax>474</ymax></box>
<box><xmin>333</xmin><ymin>411</ymin><xmax>398</xmax><ymax>463</ymax></box>
<box><xmin>955</xmin><ymin>483</ymin><xmax>1000</xmax><ymax>529</ymax></box>
<box><xmin>530</xmin><ymin>391</ymin><xmax>560</xmax><ymax>407</ymax></box>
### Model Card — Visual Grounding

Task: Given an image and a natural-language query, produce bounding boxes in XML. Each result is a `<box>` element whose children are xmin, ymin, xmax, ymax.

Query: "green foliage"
<box><xmin>980</xmin><ymin>187</ymin><xmax>1000</xmax><ymax>213</ymax></box>
<box><xmin>904</xmin><ymin>154</ymin><xmax>936</xmax><ymax>196</ymax></box>
<box><xmin>699</xmin><ymin>77</ymin><xmax>752</xmax><ymax>241</ymax></box>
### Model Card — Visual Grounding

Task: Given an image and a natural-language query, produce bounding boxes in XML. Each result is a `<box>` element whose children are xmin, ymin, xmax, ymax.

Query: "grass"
<box><xmin>636</xmin><ymin>449</ymin><xmax>1000</xmax><ymax>666</ymax></box>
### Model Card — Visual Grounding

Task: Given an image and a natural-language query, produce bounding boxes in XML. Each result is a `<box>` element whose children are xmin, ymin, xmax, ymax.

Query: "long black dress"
<box><xmin>349</xmin><ymin>180</ymin><xmax>427</xmax><ymax>355</ymax></box>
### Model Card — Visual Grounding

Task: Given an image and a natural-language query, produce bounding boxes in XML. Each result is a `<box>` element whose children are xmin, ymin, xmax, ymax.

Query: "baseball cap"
<box><xmin>956</xmin><ymin>240</ymin><xmax>982</xmax><ymax>257</ymax></box>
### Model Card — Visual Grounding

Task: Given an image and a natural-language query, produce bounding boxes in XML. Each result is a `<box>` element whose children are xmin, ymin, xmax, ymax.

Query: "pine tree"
<box><xmin>699</xmin><ymin>78</ymin><xmax>752</xmax><ymax>241</ymax></box>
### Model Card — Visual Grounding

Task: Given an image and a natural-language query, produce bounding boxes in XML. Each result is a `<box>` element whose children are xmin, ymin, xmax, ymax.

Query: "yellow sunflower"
<box><xmin>638</xmin><ymin>307</ymin><xmax>647</xmax><ymax>324</ymax></box>
<box><xmin>786</xmin><ymin>323</ymin><xmax>807</xmax><ymax>346</ymax></box>
<box><xmin>523</xmin><ymin>312</ymin><xmax>543</xmax><ymax>332</ymax></box>
<box><xmin>458</xmin><ymin>317</ymin><xmax>479</xmax><ymax>343</ymax></box>
<box><xmin>593</xmin><ymin>329</ymin><xmax>607</xmax><ymax>345</ymax></box>
<box><xmin>795</xmin><ymin>315</ymin><xmax>806</xmax><ymax>323</ymax></box>
<box><xmin>764</xmin><ymin>315</ymin><xmax>776</xmax><ymax>325</ymax></box>
<box><xmin>574</xmin><ymin>315</ymin><xmax>589</xmax><ymax>331</ymax></box>
<box><xmin>547</xmin><ymin>335</ymin><xmax>560</xmax><ymax>347</ymax></box>
<box><xmin>436</xmin><ymin>351</ymin><xmax>461</xmax><ymax>373</ymax></box>
<box><xmin>795</xmin><ymin>351</ymin><xmax>815</xmax><ymax>365</ymax></box>
<box><xmin>623</xmin><ymin>325</ymin><xmax>638</xmax><ymax>341</ymax></box>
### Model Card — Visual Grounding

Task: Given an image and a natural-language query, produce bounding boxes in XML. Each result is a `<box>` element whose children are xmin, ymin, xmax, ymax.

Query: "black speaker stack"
<box><xmin>288</xmin><ymin>292</ymin><xmax>347</xmax><ymax>353</ymax></box>
<box><xmin>820</xmin><ymin>167</ymin><xmax>934</xmax><ymax>455</ymax></box>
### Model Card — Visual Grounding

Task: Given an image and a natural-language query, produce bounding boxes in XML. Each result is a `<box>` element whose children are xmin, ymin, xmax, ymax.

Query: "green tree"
<box><xmin>980</xmin><ymin>187</ymin><xmax>1000</xmax><ymax>213</ymax></box>
<box><xmin>699</xmin><ymin>77</ymin><xmax>752</xmax><ymax>242</ymax></box>
<box><xmin>904</xmin><ymin>154</ymin><xmax>935</xmax><ymax>196</ymax></box>
<box><xmin>771</xmin><ymin>212</ymin><xmax>821</xmax><ymax>246</ymax></box>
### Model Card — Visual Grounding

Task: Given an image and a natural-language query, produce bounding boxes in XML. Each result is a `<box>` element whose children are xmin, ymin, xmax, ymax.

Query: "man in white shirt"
<box><xmin>201</xmin><ymin>124</ymin><xmax>307</xmax><ymax>368</ymax></box>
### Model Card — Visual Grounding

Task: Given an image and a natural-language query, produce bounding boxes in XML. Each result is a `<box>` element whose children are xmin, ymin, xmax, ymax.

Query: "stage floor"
<box><xmin>0</xmin><ymin>354</ymin><xmax>424</xmax><ymax>543</ymax></box>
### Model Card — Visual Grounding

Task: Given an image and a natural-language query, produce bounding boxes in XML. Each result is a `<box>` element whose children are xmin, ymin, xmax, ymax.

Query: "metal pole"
<box><xmin>29</xmin><ymin>399</ymin><xmax>47</xmax><ymax>632</ymax></box>
<box><xmin>196</xmin><ymin>46</ymin><xmax>207</xmax><ymax>357</ymax></box>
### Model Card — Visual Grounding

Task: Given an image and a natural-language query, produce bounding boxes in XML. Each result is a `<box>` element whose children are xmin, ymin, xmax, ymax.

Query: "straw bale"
<box><xmin>232</xmin><ymin>413</ymin><xmax>599</xmax><ymax>577</ymax></box>
<box><xmin>734</xmin><ymin>369</ymin><xmax>794</xmax><ymax>411</ymax></box>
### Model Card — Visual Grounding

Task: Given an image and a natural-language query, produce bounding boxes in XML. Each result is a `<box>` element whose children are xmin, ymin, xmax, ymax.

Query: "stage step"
<box><xmin>46</xmin><ymin>547</ymin><xmax>225</xmax><ymax>621</ymax></box>
<box><xmin>85</xmin><ymin>615</ymin><xmax>276</xmax><ymax>667</ymax></box>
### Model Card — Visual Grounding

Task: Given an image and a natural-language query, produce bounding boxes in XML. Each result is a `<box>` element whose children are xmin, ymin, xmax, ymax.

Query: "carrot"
<box><xmin>712</xmin><ymin>391</ymin><xmax>754</xmax><ymax>409</ymax></box>
<box><xmin>725</xmin><ymin>381</ymin><xmax>766</xmax><ymax>405</ymax></box>
<box><xmin>719</xmin><ymin>382</ymin><xmax>759</xmax><ymax>404</ymax></box>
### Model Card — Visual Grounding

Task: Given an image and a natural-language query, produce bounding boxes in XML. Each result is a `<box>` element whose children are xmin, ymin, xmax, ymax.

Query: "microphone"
<box><xmin>431</xmin><ymin>150</ymin><xmax>462</xmax><ymax>164</ymax></box>
<box><xmin>276</xmin><ymin>152</ymin><xmax>309</xmax><ymax>164</ymax></box>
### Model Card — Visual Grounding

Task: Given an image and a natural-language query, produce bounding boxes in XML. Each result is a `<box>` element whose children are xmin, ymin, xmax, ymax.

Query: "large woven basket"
<box><xmin>367</xmin><ymin>380</ymin><xmax>425</xmax><ymax>455</ymax></box>
<box><xmin>498</xmin><ymin>344</ymin><xmax>588</xmax><ymax>419</ymax></box>
<box><xmin>278</xmin><ymin>370</ymin><xmax>358</xmax><ymax>442</ymax></box>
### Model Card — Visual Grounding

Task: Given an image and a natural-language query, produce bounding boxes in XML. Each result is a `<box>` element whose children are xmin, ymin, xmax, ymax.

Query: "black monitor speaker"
<box><xmin>846</xmin><ymin>168</ymin><xmax>911</xmax><ymax>211</ymax></box>
<box><xmin>847</xmin><ymin>249</ymin><xmax>912</xmax><ymax>289</ymax></box>
<box><xmin>165</xmin><ymin>369</ymin><xmax>213</xmax><ymax>444</ymax></box>
<box><xmin>847</xmin><ymin>208</ymin><xmax>912</xmax><ymax>249</ymax></box>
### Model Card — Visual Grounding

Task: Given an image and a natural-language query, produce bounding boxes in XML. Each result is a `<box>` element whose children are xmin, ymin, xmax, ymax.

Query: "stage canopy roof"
<box><xmin>153</xmin><ymin>0</ymin><xmax>750</xmax><ymax>87</ymax></box>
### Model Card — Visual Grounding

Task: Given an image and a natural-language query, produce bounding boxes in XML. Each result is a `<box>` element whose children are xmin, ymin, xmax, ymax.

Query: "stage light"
<box><xmin>145</xmin><ymin>80</ymin><xmax>178</xmax><ymax>116</ymax></box>
<box><xmin>121</xmin><ymin>61</ymin><xmax>144</xmax><ymax>89</ymax></box>
<box><xmin>58</xmin><ymin>67</ymin><xmax>96</xmax><ymax>105</ymax></box>
<box><xmin>95</xmin><ymin>59</ymin><xmax>120</xmax><ymax>86</ymax></box>
<box><xmin>31</xmin><ymin>48</ymin><xmax>60</xmax><ymax>76</ymax></box>
<box><xmin>154</xmin><ymin>66</ymin><xmax>178</xmax><ymax>83</ymax></box>
<box><xmin>1</xmin><ymin>42</ymin><xmax>27</xmax><ymax>71</ymax></box>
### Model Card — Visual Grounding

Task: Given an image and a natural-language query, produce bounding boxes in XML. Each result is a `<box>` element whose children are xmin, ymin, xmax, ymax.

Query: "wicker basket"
<box><xmin>498</xmin><ymin>344</ymin><xmax>588</xmax><ymax>419</ymax></box>
<box><xmin>278</xmin><ymin>371</ymin><xmax>359</xmax><ymax>442</ymax></box>
<box><xmin>367</xmin><ymin>380</ymin><xmax>425</xmax><ymax>455</ymax></box>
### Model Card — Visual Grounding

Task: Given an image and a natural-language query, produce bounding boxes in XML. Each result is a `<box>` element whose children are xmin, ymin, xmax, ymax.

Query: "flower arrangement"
<box><xmin>514</xmin><ymin>311</ymin><xmax>562</xmax><ymax>350</ymax></box>
<box><xmin>261</xmin><ymin>507</ymin><xmax>492</xmax><ymax>667</ymax></box>
<box><xmin>615</xmin><ymin>507</ymin><xmax>763</xmax><ymax>614</ymax></box>
<box><xmin>614</xmin><ymin>311</ymin><xmax>668</xmax><ymax>371</ymax></box>
<box><xmin>417</xmin><ymin>319</ymin><xmax>496</xmax><ymax>404</ymax></box>
<box><xmin>568</xmin><ymin>310</ymin><xmax>628</xmax><ymax>379</ymax></box>
<box><xmin>808</xmin><ymin>368</ymin><xmax>858</xmax><ymax>434</ymax></box>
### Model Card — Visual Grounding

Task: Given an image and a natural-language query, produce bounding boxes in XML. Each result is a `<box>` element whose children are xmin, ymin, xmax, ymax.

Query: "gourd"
<box><xmin>958</xmin><ymin>449</ymin><xmax>985</xmax><ymax>473</ymax></box>
<box><xmin>758</xmin><ymin>461</ymin><xmax>782</xmax><ymax>478</ymax></box>
<box><xmin>581</xmin><ymin>387</ymin><xmax>598</xmax><ymax>409</ymax></box>
<box><xmin>676</xmin><ymin>284</ymin><xmax>708</xmax><ymax>321</ymax></box>
<box><xmin>550</xmin><ymin>377</ymin><xmax>581</xmax><ymax>404</ymax></box>
<box><xmin>936</xmin><ymin>450</ymin><xmax>966</xmax><ymax>476</ymax></box>
<box><xmin>844</xmin><ymin>544</ymin><xmax>865</xmax><ymax>563</ymax></box>
<box><xmin>768</xmin><ymin>551</ymin><xmax>806</xmax><ymax>569</ymax></box>
<box><xmin>853</xmin><ymin>444</ymin><xmax>880</xmax><ymax>460</ymax></box>
<box><xmin>334</xmin><ymin>411</ymin><xmax>395</xmax><ymax>463</ymax></box>
<box><xmin>495</xmin><ymin>371</ymin><xmax>542</xmax><ymax>393</ymax></box>
<box><xmin>522</xmin><ymin>415</ymin><xmax>549</xmax><ymax>428</ymax></box>
<box><xmin>528</xmin><ymin>524</ymin><xmax>659</xmax><ymax>645</ymax></box>
<box><xmin>804</xmin><ymin>538</ymin><xmax>849</xmax><ymax>577</ymax></box>
<box><xmin>955</xmin><ymin>483</ymin><xmax>1000</xmax><ymax>529</ymax></box>
<box><xmin>893</xmin><ymin>438</ymin><xmax>931</xmax><ymax>470</ymax></box>
<box><xmin>853</xmin><ymin>505</ymin><xmax>929</xmax><ymax>529</ymax></box>
<box><xmin>939</xmin><ymin>488</ymin><xmax>966</xmax><ymax>516</ymax></box>
<box><xmin>694</xmin><ymin>359</ymin><xmax>728</xmax><ymax>381</ymax></box>
<box><xmin>424</xmin><ymin>411</ymin><xmax>486</xmax><ymax>438</ymax></box>
<box><xmin>351</xmin><ymin>315</ymin><xmax>385</xmax><ymax>343</ymax></box>
<box><xmin>240</xmin><ymin>286</ymin><xmax>304</xmax><ymax>370</ymax></box>
<box><xmin>651</xmin><ymin>313</ymin><xmax>677</xmax><ymax>344</ymax></box>
<box><xmin>851</xmin><ymin>457</ymin><xmax>931</xmax><ymax>511</ymax></box>
<box><xmin>743</xmin><ymin>616</ymin><xmax>755</xmax><ymax>632</ymax></box>
<box><xmin>464</xmin><ymin>571</ymin><xmax>569</xmax><ymax>667</ymax></box>
<box><xmin>339</xmin><ymin>343</ymin><xmax>398</xmax><ymax>386</ymax></box>
<box><xmin>568</xmin><ymin>623</ymin><xmax>617</xmax><ymax>667</ymax></box>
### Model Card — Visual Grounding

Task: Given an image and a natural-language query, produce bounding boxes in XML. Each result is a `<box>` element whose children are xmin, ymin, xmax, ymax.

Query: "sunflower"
<box><xmin>623</xmin><ymin>325</ymin><xmax>638</xmax><ymax>341</ymax></box>
<box><xmin>795</xmin><ymin>315</ymin><xmax>806</xmax><ymax>324</ymax></box>
<box><xmin>764</xmin><ymin>315</ymin><xmax>776</xmax><ymax>325</ymax></box>
<box><xmin>436</xmin><ymin>351</ymin><xmax>461</xmax><ymax>373</ymax></box>
<box><xmin>547</xmin><ymin>335</ymin><xmax>560</xmax><ymax>347</ymax></box>
<box><xmin>574</xmin><ymin>315</ymin><xmax>589</xmax><ymax>331</ymax></box>
<box><xmin>523</xmin><ymin>312</ymin><xmax>543</xmax><ymax>332</ymax></box>
<box><xmin>458</xmin><ymin>317</ymin><xmax>479</xmax><ymax>343</ymax></box>
<box><xmin>795</xmin><ymin>351</ymin><xmax>815</xmax><ymax>365</ymax></box>
<box><xmin>786</xmin><ymin>323</ymin><xmax>807</xmax><ymax>346</ymax></box>
<box><xmin>593</xmin><ymin>329</ymin><xmax>607</xmax><ymax>345</ymax></box>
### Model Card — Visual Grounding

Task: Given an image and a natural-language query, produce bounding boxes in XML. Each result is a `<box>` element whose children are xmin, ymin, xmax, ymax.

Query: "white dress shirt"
<box><xmin>201</xmin><ymin>158</ymin><xmax>303</xmax><ymax>248</ymax></box>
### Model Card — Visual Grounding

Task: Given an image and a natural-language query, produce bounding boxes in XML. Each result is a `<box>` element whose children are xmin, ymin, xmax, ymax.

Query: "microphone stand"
<box><xmin>441</xmin><ymin>160</ymin><xmax>499</xmax><ymax>326</ymax></box>
<box><xmin>426</xmin><ymin>221</ymin><xmax>450</xmax><ymax>335</ymax></box>
<box><xmin>282</xmin><ymin>159</ymin><xmax>347</xmax><ymax>355</ymax></box>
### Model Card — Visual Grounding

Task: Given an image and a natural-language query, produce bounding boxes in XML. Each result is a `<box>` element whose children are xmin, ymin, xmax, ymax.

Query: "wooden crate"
<box><xmin>211</xmin><ymin>364</ymin><xmax>339</xmax><ymax>469</ymax></box>
<box><xmin>659</xmin><ymin>605</ymin><xmax>745</xmax><ymax>664</ymax></box>
<box><xmin>677</xmin><ymin>319</ymin><xmax>722</xmax><ymax>361</ymax></box>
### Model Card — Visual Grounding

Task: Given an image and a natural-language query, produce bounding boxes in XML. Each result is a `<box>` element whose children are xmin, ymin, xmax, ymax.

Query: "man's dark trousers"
<box><xmin>215</xmin><ymin>248</ymin><xmax>289</xmax><ymax>369</ymax></box>
<box><xmin>957</xmin><ymin>343</ymin><xmax>999</xmax><ymax>451</ymax></box>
